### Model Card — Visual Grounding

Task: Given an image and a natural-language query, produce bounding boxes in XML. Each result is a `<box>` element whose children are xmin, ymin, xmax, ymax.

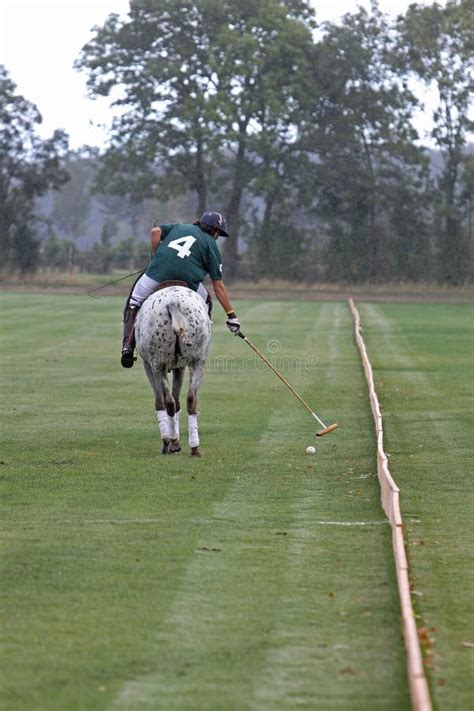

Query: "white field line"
<box><xmin>3</xmin><ymin>517</ymin><xmax>389</xmax><ymax>529</ymax></box>
<box><xmin>2</xmin><ymin>518</ymin><xmax>165</xmax><ymax>528</ymax></box>
<box><xmin>315</xmin><ymin>520</ymin><xmax>389</xmax><ymax>526</ymax></box>
<box><xmin>349</xmin><ymin>298</ymin><xmax>432</xmax><ymax>711</ymax></box>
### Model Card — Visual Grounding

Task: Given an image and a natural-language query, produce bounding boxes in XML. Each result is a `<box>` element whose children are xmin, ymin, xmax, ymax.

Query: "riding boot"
<box><xmin>121</xmin><ymin>304</ymin><xmax>139</xmax><ymax>368</ymax></box>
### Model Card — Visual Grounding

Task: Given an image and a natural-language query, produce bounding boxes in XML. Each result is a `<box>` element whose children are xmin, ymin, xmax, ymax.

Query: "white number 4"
<box><xmin>168</xmin><ymin>235</ymin><xmax>196</xmax><ymax>259</ymax></box>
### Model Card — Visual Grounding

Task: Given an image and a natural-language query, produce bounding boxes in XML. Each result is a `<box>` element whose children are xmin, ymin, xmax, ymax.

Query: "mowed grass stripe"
<box><xmin>252</xmin><ymin>302</ymin><xmax>407</xmax><ymax>710</ymax></box>
<box><xmin>2</xmin><ymin>294</ymin><xmax>278</xmax><ymax>711</ymax></box>
<box><xmin>1</xmin><ymin>294</ymin><xmax>407</xmax><ymax>710</ymax></box>
<box><xmin>109</xmin><ymin>301</ymin><xmax>333</xmax><ymax>709</ymax></box>
<box><xmin>111</xmin><ymin>301</ymin><xmax>409</xmax><ymax>710</ymax></box>
<box><xmin>359</xmin><ymin>303</ymin><xmax>474</xmax><ymax>709</ymax></box>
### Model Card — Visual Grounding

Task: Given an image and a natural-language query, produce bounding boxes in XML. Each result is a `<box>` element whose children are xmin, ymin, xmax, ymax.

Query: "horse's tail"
<box><xmin>167</xmin><ymin>302</ymin><xmax>188</xmax><ymax>342</ymax></box>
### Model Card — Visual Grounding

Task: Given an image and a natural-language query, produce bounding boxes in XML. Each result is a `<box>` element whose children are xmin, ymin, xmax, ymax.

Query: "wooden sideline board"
<box><xmin>349</xmin><ymin>298</ymin><xmax>432</xmax><ymax>711</ymax></box>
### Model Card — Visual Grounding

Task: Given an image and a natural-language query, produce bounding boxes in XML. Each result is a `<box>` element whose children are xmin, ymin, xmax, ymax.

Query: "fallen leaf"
<box><xmin>340</xmin><ymin>667</ymin><xmax>356</xmax><ymax>675</ymax></box>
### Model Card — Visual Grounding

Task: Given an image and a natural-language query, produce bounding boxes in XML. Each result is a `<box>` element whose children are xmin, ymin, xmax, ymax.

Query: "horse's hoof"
<box><xmin>190</xmin><ymin>447</ymin><xmax>202</xmax><ymax>458</ymax></box>
<box><xmin>161</xmin><ymin>440</ymin><xmax>170</xmax><ymax>454</ymax></box>
<box><xmin>120</xmin><ymin>349</ymin><xmax>136</xmax><ymax>368</ymax></box>
<box><xmin>166</xmin><ymin>439</ymin><xmax>181</xmax><ymax>454</ymax></box>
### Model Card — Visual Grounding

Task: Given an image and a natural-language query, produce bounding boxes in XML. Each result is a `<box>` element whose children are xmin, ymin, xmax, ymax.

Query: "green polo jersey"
<box><xmin>146</xmin><ymin>223</ymin><xmax>223</xmax><ymax>291</ymax></box>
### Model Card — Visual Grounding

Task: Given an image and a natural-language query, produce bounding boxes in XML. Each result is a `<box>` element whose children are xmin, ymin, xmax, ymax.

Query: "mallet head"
<box><xmin>316</xmin><ymin>423</ymin><xmax>338</xmax><ymax>437</ymax></box>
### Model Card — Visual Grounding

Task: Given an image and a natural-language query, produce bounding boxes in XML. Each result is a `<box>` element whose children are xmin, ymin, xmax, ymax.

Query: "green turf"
<box><xmin>358</xmin><ymin>302</ymin><xmax>474</xmax><ymax>709</ymax></box>
<box><xmin>1</xmin><ymin>291</ymin><xmax>469</xmax><ymax>709</ymax></box>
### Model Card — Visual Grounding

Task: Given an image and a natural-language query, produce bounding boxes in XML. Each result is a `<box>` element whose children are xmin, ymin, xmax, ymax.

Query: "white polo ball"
<box><xmin>305</xmin><ymin>445</ymin><xmax>316</xmax><ymax>455</ymax></box>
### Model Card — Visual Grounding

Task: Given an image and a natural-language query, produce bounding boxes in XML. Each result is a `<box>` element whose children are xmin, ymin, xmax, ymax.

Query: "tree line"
<box><xmin>1</xmin><ymin>0</ymin><xmax>472</xmax><ymax>283</ymax></box>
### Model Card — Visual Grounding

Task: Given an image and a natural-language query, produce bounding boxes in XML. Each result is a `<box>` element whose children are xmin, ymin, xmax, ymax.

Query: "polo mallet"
<box><xmin>237</xmin><ymin>331</ymin><xmax>338</xmax><ymax>437</ymax></box>
<box><xmin>87</xmin><ymin>269</ymin><xmax>145</xmax><ymax>298</ymax></box>
<box><xmin>88</xmin><ymin>220</ymin><xmax>158</xmax><ymax>299</ymax></box>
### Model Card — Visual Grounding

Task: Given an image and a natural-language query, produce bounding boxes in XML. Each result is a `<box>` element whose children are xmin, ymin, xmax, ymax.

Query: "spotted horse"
<box><xmin>135</xmin><ymin>282</ymin><xmax>211</xmax><ymax>457</ymax></box>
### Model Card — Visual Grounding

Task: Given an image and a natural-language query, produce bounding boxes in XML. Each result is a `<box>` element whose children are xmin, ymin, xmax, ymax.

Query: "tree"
<box><xmin>76</xmin><ymin>218</ymin><xmax>115</xmax><ymax>274</ymax></box>
<box><xmin>49</xmin><ymin>148</ymin><xmax>97</xmax><ymax>268</ymax></box>
<box><xmin>0</xmin><ymin>65</ymin><xmax>69</xmax><ymax>273</ymax></box>
<box><xmin>459</xmin><ymin>153</ymin><xmax>474</xmax><ymax>280</ymax></box>
<box><xmin>40</xmin><ymin>231</ymin><xmax>75</xmax><ymax>271</ymax></box>
<box><xmin>397</xmin><ymin>0</ymin><xmax>474</xmax><ymax>283</ymax></box>
<box><xmin>302</xmin><ymin>3</ymin><xmax>428</xmax><ymax>282</ymax></box>
<box><xmin>75</xmin><ymin>0</ymin><xmax>315</xmax><ymax>277</ymax></box>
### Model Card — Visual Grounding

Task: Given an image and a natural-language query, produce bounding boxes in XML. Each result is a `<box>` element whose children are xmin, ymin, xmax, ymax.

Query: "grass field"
<box><xmin>0</xmin><ymin>292</ymin><xmax>472</xmax><ymax>710</ymax></box>
<box><xmin>359</xmin><ymin>302</ymin><xmax>474</xmax><ymax>706</ymax></box>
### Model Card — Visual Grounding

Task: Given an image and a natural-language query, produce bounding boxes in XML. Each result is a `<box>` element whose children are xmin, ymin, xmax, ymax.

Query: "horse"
<box><xmin>135</xmin><ymin>284</ymin><xmax>211</xmax><ymax>457</ymax></box>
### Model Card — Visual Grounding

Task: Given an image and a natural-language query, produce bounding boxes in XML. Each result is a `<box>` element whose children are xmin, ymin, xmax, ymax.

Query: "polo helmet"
<box><xmin>198</xmin><ymin>211</ymin><xmax>229</xmax><ymax>237</ymax></box>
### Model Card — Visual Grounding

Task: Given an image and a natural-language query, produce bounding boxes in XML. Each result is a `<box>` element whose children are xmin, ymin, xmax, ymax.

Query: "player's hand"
<box><xmin>226</xmin><ymin>312</ymin><xmax>241</xmax><ymax>334</ymax></box>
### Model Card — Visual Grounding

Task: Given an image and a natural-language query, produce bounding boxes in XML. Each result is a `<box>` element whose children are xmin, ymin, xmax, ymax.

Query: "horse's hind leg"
<box><xmin>144</xmin><ymin>362</ymin><xmax>173</xmax><ymax>454</ymax></box>
<box><xmin>167</xmin><ymin>368</ymin><xmax>184</xmax><ymax>454</ymax></box>
<box><xmin>187</xmin><ymin>361</ymin><xmax>205</xmax><ymax>457</ymax></box>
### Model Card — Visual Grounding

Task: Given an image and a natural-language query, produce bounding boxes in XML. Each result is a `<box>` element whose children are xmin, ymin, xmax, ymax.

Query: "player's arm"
<box><xmin>150</xmin><ymin>226</ymin><xmax>162</xmax><ymax>255</ymax></box>
<box><xmin>212</xmin><ymin>279</ymin><xmax>241</xmax><ymax>334</ymax></box>
<box><xmin>212</xmin><ymin>279</ymin><xmax>233</xmax><ymax>313</ymax></box>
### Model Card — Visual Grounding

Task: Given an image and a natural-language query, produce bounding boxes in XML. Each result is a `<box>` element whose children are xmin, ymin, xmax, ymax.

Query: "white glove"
<box><xmin>226</xmin><ymin>312</ymin><xmax>241</xmax><ymax>334</ymax></box>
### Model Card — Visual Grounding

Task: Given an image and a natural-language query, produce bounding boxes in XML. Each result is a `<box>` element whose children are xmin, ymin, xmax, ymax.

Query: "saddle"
<box><xmin>155</xmin><ymin>280</ymin><xmax>190</xmax><ymax>291</ymax></box>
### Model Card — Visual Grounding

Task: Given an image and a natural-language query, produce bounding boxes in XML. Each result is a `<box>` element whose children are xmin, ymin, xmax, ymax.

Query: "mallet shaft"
<box><xmin>240</xmin><ymin>333</ymin><xmax>327</xmax><ymax>428</ymax></box>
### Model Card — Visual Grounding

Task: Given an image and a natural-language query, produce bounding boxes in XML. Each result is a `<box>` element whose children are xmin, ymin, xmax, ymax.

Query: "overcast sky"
<box><xmin>0</xmin><ymin>0</ymin><xmax>435</xmax><ymax>149</ymax></box>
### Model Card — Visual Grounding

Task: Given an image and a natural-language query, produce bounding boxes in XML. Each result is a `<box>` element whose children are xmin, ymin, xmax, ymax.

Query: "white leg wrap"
<box><xmin>156</xmin><ymin>410</ymin><xmax>170</xmax><ymax>440</ymax></box>
<box><xmin>188</xmin><ymin>414</ymin><xmax>199</xmax><ymax>448</ymax></box>
<box><xmin>169</xmin><ymin>411</ymin><xmax>180</xmax><ymax>440</ymax></box>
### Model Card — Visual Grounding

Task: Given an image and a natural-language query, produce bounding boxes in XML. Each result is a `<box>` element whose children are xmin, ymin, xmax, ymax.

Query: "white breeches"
<box><xmin>130</xmin><ymin>274</ymin><xmax>208</xmax><ymax>307</ymax></box>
